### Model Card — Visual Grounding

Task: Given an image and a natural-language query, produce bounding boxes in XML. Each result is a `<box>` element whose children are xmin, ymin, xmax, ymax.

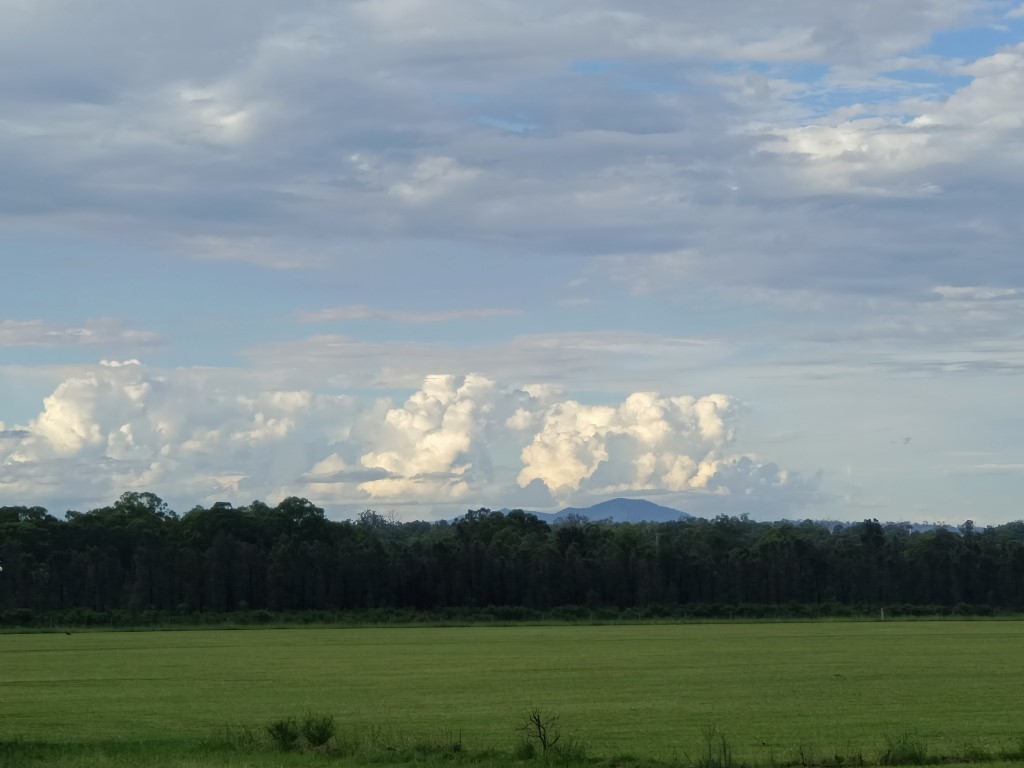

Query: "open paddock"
<box><xmin>2</xmin><ymin>621</ymin><xmax>1022</xmax><ymax>764</ymax></box>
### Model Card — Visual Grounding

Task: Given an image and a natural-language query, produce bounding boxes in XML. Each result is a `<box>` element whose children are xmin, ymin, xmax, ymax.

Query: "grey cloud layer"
<box><xmin>3</xmin><ymin>0</ymin><xmax>1019</xmax><ymax>301</ymax></box>
<box><xmin>0</xmin><ymin>320</ymin><xmax>160</xmax><ymax>347</ymax></box>
<box><xmin>299</xmin><ymin>306</ymin><xmax>523</xmax><ymax>323</ymax></box>
<box><xmin>246</xmin><ymin>331</ymin><xmax>724</xmax><ymax>392</ymax></box>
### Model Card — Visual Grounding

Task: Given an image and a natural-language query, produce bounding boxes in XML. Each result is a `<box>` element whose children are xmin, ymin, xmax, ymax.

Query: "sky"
<box><xmin>2</xmin><ymin>0</ymin><xmax>1023</xmax><ymax>524</ymax></box>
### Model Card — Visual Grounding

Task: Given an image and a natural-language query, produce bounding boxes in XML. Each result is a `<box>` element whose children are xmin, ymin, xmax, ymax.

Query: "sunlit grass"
<box><xmin>2</xmin><ymin>621</ymin><xmax>1023</xmax><ymax>765</ymax></box>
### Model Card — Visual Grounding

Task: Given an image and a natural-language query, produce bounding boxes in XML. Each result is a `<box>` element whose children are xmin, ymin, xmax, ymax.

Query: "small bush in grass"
<box><xmin>266</xmin><ymin>717</ymin><xmax>300</xmax><ymax>751</ymax></box>
<box><xmin>513</xmin><ymin>738</ymin><xmax>537</xmax><ymax>760</ymax></box>
<box><xmin>879</xmin><ymin>731</ymin><xmax>927</xmax><ymax>765</ymax></box>
<box><xmin>999</xmin><ymin>736</ymin><xmax>1024</xmax><ymax>761</ymax></box>
<box><xmin>549</xmin><ymin>735</ymin><xmax>587</xmax><ymax>764</ymax></box>
<box><xmin>300</xmin><ymin>712</ymin><xmax>336</xmax><ymax>748</ymax></box>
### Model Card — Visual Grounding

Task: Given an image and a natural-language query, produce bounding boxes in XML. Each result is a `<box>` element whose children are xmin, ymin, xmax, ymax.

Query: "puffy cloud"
<box><xmin>0</xmin><ymin>361</ymin><xmax>356</xmax><ymax>509</ymax></box>
<box><xmin>763</xmin><ymin>44</ymin><xmax>1024</xmax><ymax>195</ymax></box>
<box><xmin>518</xmin><ymin>401</ymin><xmax>617</xmax><ymax>494</ymax></box>
<box><xmin>0</xmin><ymin>362</ymin><xmax>808</xmax><ymax>518</ymax></box>
<box><xmin>356</xmin><ymin>374</ymin><xmax>495</xmax><ymax>500</ymax></box>
<box><xmin>517</xmin><ymin>391</ymin><xmax>741</xmax><ymax>497</ymax></box>
<box><xmin>16</xmin><ymin>363</ymin><xmax>316</xmax><ymax>462</ymax></box>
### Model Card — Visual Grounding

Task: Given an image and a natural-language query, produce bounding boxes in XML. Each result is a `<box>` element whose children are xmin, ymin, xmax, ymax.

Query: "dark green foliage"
<box><xmin>265</xmin><ymin>718</ymin><xmax>299</xmax><ymax>751</ymax></box>
<box><xmin>879</xmin><ymin>732</ymin><xmax>927</xmax><ymax>765</ymax></box>
<box><xmin>957</xmin><ymin>741</ymin><xmax>992</xmax><ymax>762</ymax></box>
<box><xmin>300</xmin><ymin>712</ymin><xmax>336</xmax><ymax>748</ymax></box>
<box><xmin>548</xmin><ymin>735</ymin><xmax>587</xmax><ymax>764</ymax></box>
<box><xmin>512</xmin><ymin>738</ymin><xmax>537</xmax><ymax>760</ymax></box>
<box><xmin>4</xmin><ymin>493</ymin><xmax>1024</xmax><ymax>623</ymax></box>
<box><xmin>998</xmin><ymin>736</ymin><xmax>1024</xmax><ymax>760</ymax></box>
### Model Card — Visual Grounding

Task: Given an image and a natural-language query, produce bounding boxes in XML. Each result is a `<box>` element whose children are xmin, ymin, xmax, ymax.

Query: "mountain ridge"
<box><xmin>500</xmin><ymin>497</ymin><xmax>692</xmax><ymax>524</ymax></box>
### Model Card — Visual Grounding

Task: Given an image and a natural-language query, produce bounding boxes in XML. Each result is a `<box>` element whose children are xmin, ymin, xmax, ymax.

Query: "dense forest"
<box><xmin>3</xmin><ymin>492</ymin><xmax>1024</xmax><ymax>626</ymax></box>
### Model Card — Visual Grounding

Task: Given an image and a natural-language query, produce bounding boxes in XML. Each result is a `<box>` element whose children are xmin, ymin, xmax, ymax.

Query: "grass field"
<box><xmin>2</xmin><ymin>621</ymin><xmax>1024</xmax><ymax>766</ymax></box>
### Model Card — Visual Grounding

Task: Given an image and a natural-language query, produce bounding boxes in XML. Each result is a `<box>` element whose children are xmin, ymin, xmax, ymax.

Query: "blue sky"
<box><xmin>2</xmin><ymin>0</ymin><xmax>1023</xmax><ymax>523</ymax></box>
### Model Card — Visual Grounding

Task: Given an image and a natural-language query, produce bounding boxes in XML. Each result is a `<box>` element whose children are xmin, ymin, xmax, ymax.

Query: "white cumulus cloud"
<box><xmin>357</xmin><ymin>374</ymin><xmax>495</xmax><ymax>500</ymax></box>
<box><xmin>1</xmin><ymin>361</ymin><xmax>356</xmax><ymax>509</ymax></box>
<box><xmin>0</xmin><ymin>362</ymin><xmax>809</xmax><ymax>518</ymax></box>
<box><xmin>517</xmin><ymin>391</ymin><xmax>741</xmax><ymax>497</ymax></box>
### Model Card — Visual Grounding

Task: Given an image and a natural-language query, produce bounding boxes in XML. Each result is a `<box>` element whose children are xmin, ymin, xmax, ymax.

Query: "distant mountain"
<box><xmin>476</xmin><ymin>503</ymin><xmax>963</xmax><ymax>529</ymax></box>
<box><xmin>489</xmin><ymin>498</ymin><xmax>691</xmax><ymax>524</ymax></box>
<box><xmin>546</xmin><ymin>497</ymin><xmax>692</xmax><ymax>524</ymax></box>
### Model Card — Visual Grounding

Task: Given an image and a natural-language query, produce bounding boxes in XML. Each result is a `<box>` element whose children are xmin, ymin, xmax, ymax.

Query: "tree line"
<box><xmin>2</xmin><ymin>492</ymin><xmax>1024</xmax><ymax>625</ymax></box>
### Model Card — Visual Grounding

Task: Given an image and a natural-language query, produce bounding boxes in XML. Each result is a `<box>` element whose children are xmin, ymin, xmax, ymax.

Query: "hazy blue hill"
<box><xmin>486</xmin><ymin>503</ymin><xmax>959</xmax><ymax>529</ymax></box>
<box><xmin>555</xmin><ymin>497</ymin><xmax>692</xmax><ymax>523</ymax></box>
<box><xmin>494</xmin><ymin>498</ymin><xmax>691</xmax><ymax>523</ymax></box>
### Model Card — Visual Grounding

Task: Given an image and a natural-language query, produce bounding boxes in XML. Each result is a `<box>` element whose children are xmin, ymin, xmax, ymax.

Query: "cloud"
<box><xmin>356</xmin><ymin>374</ymin><xmax>495</xmax><ymax>500</ymax></box>
<box><xmin>303</xmin><ymin>454</ymin><xmax>389</xmax><ymax>484</ymax></box>
<box><xmin>1</xmin><ymin>0</ymin><xmax>1009</xmax><ymax>301</ymax></box>
<box><xmin>184</xmin><ymin>236</ymin><xmax>324</xmax><ymax>269</ymax></box>
<box><xmin>0</xmin><ymin>319</ymin><xmax>161</xmax><ymax>347</ymax></box>
<box><xmin>932</xmin><ymin>285</ymin><xmax>1019</xmax><ymax>301</ymax></box>
<box><xmin>2</xmin><ymin>0</ymin><xmax>1020</xmax><ymax>525</ymax></box>
<box><xmin>298</xmin><ymin>305</ymin><xmax>522</xmax><ymax>323</ymax></box>
<box><xmin>763</xmin><ymin>44</ymin><xmax>1024</xmax><ymax>196</ymax></box>
<box><xmin>389</xmin><ymin>156</ymin><xmax>480</xmax><ymax>203</ymax></box>
<box><xmin>953</xmin><ymin>463</ymin><xmax>1024</xmax><ymax>474</ymax></box>
<box><xmin>246</xmin><ymin>331</ymin><xmax>724</xmax><ymax>393</ymax></box>
<box><xmin>0</xmin><ymin>362</ymin><xmax>808</xmax><ymax>518</ymax></box>
<box><xmin>0</xmin><ymin>361</ymin><xmax>356</xmax><ymax>509</ymax></box>
<box><xmin>517</xmin><ymin>392</ymin><xmax>740</xmax><ymax>496</ymax></box>
<box><xmin>603</xmin><ymin>251</ymin><xmax>697</xmax><ymax>295</ymax></box>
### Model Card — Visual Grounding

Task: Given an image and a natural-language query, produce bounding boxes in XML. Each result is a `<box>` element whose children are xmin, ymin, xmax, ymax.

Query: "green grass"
<box><xmin>2</xmin><ymin>621</ymin><xmax>1024</xmax><ymax>765</ymax></box>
